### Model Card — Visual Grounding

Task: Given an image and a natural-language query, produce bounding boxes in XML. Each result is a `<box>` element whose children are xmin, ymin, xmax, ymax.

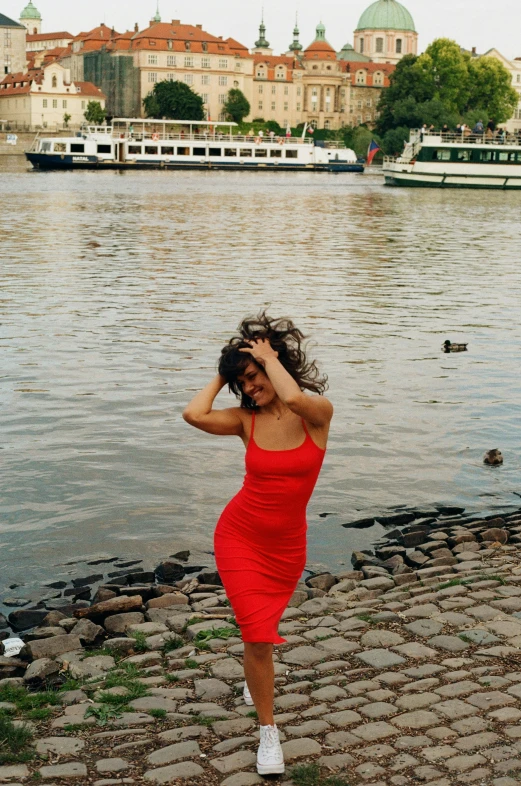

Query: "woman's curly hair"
<box><xmin>219</xmin><ymin>311</ymin><xmax>328</xmax><ymax>409</ymax></box>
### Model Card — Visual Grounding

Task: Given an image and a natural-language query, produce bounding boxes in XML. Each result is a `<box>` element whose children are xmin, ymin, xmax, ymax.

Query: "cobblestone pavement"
<box><xmin>2</xmin><ymin>513</ymin><xmax>521</xmax><ymax>785</ymax></box>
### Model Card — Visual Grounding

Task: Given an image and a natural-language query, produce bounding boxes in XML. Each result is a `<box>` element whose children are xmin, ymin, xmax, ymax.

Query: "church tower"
<box><xmin>19</xmin><ymin>1</ymin><xmax>42</xmax><ymax>35</ymax></box>
<box><xmin>288</xmin><ymin>16</ymin><xmax>302</xmax><ymax>54</ymax></box>
<box><xmin>252</xmin><ymin>14</ymin><xmax>273</xmax><ymax>55</ymax></box>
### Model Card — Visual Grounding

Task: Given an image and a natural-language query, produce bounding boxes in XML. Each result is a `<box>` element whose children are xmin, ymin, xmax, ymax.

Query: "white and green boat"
<box><xmin>383</xmin><ymin>129</ymin><xmax>521</xmax><ymax>189</ymax></box>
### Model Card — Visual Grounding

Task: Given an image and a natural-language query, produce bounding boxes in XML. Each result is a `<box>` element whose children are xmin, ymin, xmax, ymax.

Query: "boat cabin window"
<box><xmin>431</xmin><ymin>149</ymin><xmax>450</xmax><ymax>161</ymax></box>
<box><xmin>128</xmin><ymin>145</ymin><xmax>141</xmax><ymax>155</ymax></box>
<box><xmin>456</xmin><ymin>150</ymin><xmax>471</xmax><ymax>161</ymax></box>
<box><xmin>479</xmin><ymin>150</ymin><xmax>495</xmax><ymax>163</ymax></box>
<box><xmin>255</xmin><ymin>149</ymin><xmax>267</xmax><ymax>158</ymax></box>
<box><xmin>224</xmin><ymin>148</ymin><xmax>237</xmax><ymax>157</ymax></box>
<box><xmin>497</xmin><ymin>151</ymin><xmax>517</xmax><ymax>162</ymax></box>
<box><xmin>270</xmin><ymin>149</ymin><xmax>282</xmax><ymax>158</ymax></box>
<box><xmin>285</xmin><ymin>150</ymin><xmax>298</xmax><ymax>159</ymax></box>
<box><xmin>209</xmin><ymin>148</ymin><xmax>221</xmax><ymax>157</ymax></box>
<box><xmin>41</xmin><ymin>142</ymin><xmax>52</xmax><ymax>152</ymax></box>
<box><xmin>240</xmin><ymin>149</ymin><xmax>253</xmax><ymax>157</ymax></box>
<box><xmin>193</xmin><ymin>147</ymin><xmax>206</xmax><ymax>156</ymax></box>
<box><xmin>71</xmin><ymin>144</ymin><xmax>85</xmax><ymax>153</ymax></box>
<box><xmin>97</xmin><ymin>144</ymin><xmax>112</xmax><ymax>154</ymax></box>
<box><xmin>177</xmin><ymin>147</ymin><xmax>190</xmax><ymax>156</ymax></box>
<box><xmin>161</xmin><ymin>146</ymin><xmax>174</xmax><ymax>155</ymax></box>
<box><xmin>145</xmin><ymin>146</ymin><xmax>159</xmax><ymax>155</ymax></box>
<box><xmin>54</xmin><ymin>142</ymin><xmax>66</xmax><ymax>153</ymax></box>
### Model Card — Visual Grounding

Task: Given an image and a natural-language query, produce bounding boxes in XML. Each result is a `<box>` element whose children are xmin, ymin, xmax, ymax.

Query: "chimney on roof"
<box><xmin>172</xmin><ymin>19</ymin><xmax>180</xmax><ymax>25</ymax></box>
<box><xmin>196</xmin><ymin>24</ymin><xmax>202</xmax><ymax>29</ymax></box>
<box><xmin>471</xmin><ymin>46</ymin><xmax>476</xmax><ymax>55</ymax></box>
<box><xmin>134</xmin><ymin>22</ymin><xmax>139</xmax><ymax>32</ymax></box>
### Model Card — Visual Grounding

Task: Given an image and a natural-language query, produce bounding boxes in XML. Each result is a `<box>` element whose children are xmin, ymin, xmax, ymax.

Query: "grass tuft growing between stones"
<box><xmin>356</xmin><ymin>613</ymin><xmax>376</xmax><ymax>624</ymax></box>
<box><xmin>85</xmin><ymin>705</ymin><xmax>123</xmax><ymax>726</ymax></box>
<box><xmin>290</xmin><ymin>762</ymin><xmax>350</xmax><ymax>786</ymax></box>
<box><xmin>161</xmin><ymin>638</ymin><xmax>184</xmax><ymax>655</ymax></box>
<box><xmin>0</xmin><ymin>684</ymin><xmax>61</xmax><ymax>713</ymax></box>
<box><xmin>0</xmin><ymin>714</ymin><xmax>35</xmax><ymax>765</ymax></box>
<box><xmin>193</xmin><ymin>627</ymin><xmax>240</xmax><ymax>648</ymax></box>
<box><xmin>127</xmin><ymin>631</ymin><xmax>148</xmax><ymax>652</ymax></box>
<box><xmin>148</xmin><ymin>708</ymin><xmax>167</xmax><ymax>719</ymax></box>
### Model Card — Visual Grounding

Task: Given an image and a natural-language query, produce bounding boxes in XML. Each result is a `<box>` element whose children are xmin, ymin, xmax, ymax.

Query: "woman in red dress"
<box><xmin>183</xmin><ymin>313</ymin><xmax>333</xmax><ymax>775</ymax></box>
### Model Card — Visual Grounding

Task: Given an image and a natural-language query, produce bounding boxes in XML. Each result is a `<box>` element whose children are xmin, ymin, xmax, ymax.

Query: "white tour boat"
<box><xmin>383</xmin><ymin>128</ymin><xmax>521</xmax><ymax>189</ymax></box>
<box><xmin>25</xmin><ymin>119</ymin><xmax>364</xmax><ymax>174</ymax></box>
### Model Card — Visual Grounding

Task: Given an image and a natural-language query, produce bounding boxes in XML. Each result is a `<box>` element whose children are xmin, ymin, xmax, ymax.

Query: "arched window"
<box><xmin>396</xmin><ymin>39</ymin><xmax>403</xmax><ymax>54</ymax></box>
<box><xmin>376</xmin><ymin>37</ymin><xmax>384</xmax><ymax>53</ymax></box>
<box><xmin>356</xmin><ymin>70</ymin><xmax>366</xmax><ymax>85</ymax></box>
<box><xmin>374</xmin><ymin>71</ymin><xmax>383</xmax><ymax>86</ymax></box>
<box><xmin>256</xmin><ymin>65</ymin><xmax>266</xmax><ymax>79</ymax></box>
<box><xmin>52</xmin><ymin>74</ymin><xmax>57</xmax><ymax>88</ymax></box>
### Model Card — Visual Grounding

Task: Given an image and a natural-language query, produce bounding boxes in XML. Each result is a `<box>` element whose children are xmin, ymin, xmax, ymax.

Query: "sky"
<box><xmin>4</xmin><ymin>0</ymin><xmax>520</xmax><ymax>60</ymax></box>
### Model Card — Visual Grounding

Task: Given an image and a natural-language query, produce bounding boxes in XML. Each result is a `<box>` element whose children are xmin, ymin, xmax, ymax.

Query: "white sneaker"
<box><xmin>257</xmin><ymin>724</ymin><xmax>285</xmax><ymax>775</ymax></box>
<box><xmin>243</xmin><ymin>682</ymin><xmax>254</xmax><ymax>706</ymax></box>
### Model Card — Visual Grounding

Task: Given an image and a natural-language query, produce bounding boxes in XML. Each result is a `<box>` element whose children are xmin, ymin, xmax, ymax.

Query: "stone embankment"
<box><xmin>2</xmin><ymin>508</ymin><xmax>521</xmax><ymax>785</ymax></box>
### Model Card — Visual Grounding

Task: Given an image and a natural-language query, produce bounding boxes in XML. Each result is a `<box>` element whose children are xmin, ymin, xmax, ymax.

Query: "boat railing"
<box><xmin>411</xmin><ymin>129</ymin><xmax>521</xmax><ymax>146</ymax></box>
<box><xmin>112</xmin><ymin>131</ymin><xmax>315</xmax><ymax>145</ymax></box>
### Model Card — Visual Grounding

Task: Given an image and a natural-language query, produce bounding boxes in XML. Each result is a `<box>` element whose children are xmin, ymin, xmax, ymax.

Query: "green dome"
<box><xmin>356</xmin><ymin>0</ymin><xmax>415</xmax><ymax>32</ymax></box>
<box><xmin>20</xmin><ymin>1</ymin><xmax>41</xmax><ymax>20</ymax></box>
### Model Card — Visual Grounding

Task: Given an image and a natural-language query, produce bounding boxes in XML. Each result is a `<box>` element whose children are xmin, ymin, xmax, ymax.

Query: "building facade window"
<box><xmin>184</xmin><ymin>74</ymin><xmax>194</xmax><ymax>85</ymax></box>
<box><xmin>167</xmin><ymin>73</ymin><xmax>175</xmax><ymax>81</ymax></box>
<box><xmin>201</xmin><ymin>74</ymin><xmax>210</xmax><ymax>85</ymax></box>
<box><xmin>148</xmin><ymin>72</ymin><xmax>157</xmax><ymax>83</ymax></box>
<box><xmin>202</xmin><ymin>42</ymin><xmax>208</xmax><ymax>52</ymax></box>
<box><xmin>81</xmin><ymin>100</ymin><xmax>85</xmax><ymax>109</ymax></box>
<box><xmin>4</xmin><ymin>30</ymin><xmax>12</xmax><ymax>46</ymax></box>
<box><xmin>297</xmin><ymin>87</ymin><xmax>301</xmax><ymax>96</ymax></box>
<box><xmin>356</xmin><ymin>71</ymin><xmax>366</xmax><ymax>84</ymax></box>
<box><xmin>43</xmin><ymin>99</ymin><xmax>48</xmax><ymax>107</ymax></box>
<box><xmin>52</xmin><ymin>74</ymin><xmax>57</xmax><ymax>88</ymax></box>
<box><xmin>271</xmin><ymin>101</ymin><xmax>276</xmax><ymax>110</ymax></box>
<box><xmin>284</xmin><ymin>86</ymin><xmax>289</xmax><ymax>95</ymax></box>
<box><xmin>148</xmin><ymin>54</ymin><xmax>158</xmax><ymax>65</ymax></box>
<box><xmin>218</xmin><ymin>58</ymin><xmax>228</xmax><ymax>69</ymax></box>
<box><xmin>359</xmin><ymin>38</ymin><xmax>364</xmax><ymax>53</ymax></box>
<box><xmin>218</xmin><ymin>112</ymin><xmax>226</xmax><ymax>121</ymax></box>
<box><xmin>296</xmin><ymin>103</ymin><xmax>301</xmax><ymax>111</ymax></box>
<box><xmin>258</xmin><ymin>101</ymin><xmax>263</xmax><ymax>110</ymax></box>
<box><xmin>184</xmin><ymin>56</ymin><xmax>194</xmax><ymax>67</ymax></box>
<box><xmin>63</xmin><ymin>100</ymin><xmax>67</xmax><ymax>108</ymax></box>
<box><xmin>376</xmin><ymin>38</ymin><xmax>384</xmax><ymax>53</ymax></box>
<box><xmin>53</xmin><ymin>99</ymin><xmax>58</xmax><ymax>108</ymax></box>
<box><xmin>256</xmin><ymin>67</ymin><xmax>266</xmax><ymax>79</ymax></box>
<box><xmin>167</xmin><ymin>55</ymin><xmax>176</xmax><ymax>66</ymax></box>
<box><xmin>271</xmin><ymin>85</ymin><xmax>276</xmax><ymax>94</ymax></box>
<box><xmin>366</xmin><ymin>99</ymin><xmax>372</xmax><ymax>107</ymax></box>
<box><xmin>201</xmin><ymin>57</ymin><xmax>211</xmax><ymax>68</ymax></box>
<box><xmin>218</xmin><ymin>75</ymin><xmax>228</xmax><ymax>86</ymax></box>
<box><xmin>374</xmin><ymin>72</ymin><xmax>383</xmax><ymax>86</ymax></box>
<box><xmin>218</xmin><ymin>93</ymin><xmax>226</xmax><ymax>103</ymax></box>
<box><xmin>258</xmin><ymin>85</ymin><xmax>263</xmax><ymax>94</ymax></box>
<box><xmin>396</xmin><ymin>39</ymin><xmax>403</xmax><ymax>54</ymax></box>
<box><xmin>284</xmin><ymin>102</ymin><xmax>288</xmax><ymax>111</ymax></box>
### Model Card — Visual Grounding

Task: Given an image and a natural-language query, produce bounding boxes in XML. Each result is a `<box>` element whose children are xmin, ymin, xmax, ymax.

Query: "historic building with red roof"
<box><xmin>0</xmin><ymin>60</ymin><xmax>105</xmax><ymax>130</ymax></box>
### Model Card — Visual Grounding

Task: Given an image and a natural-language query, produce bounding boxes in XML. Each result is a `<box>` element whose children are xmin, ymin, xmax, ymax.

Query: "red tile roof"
<box><xmin>303</xmin><ymin>40</ymin><xmax>337</xmax><ymax>59</ymax></box>
<box><xmin>27</xmin><ymin>31</ymin><xmax>73</xmax><ymax>42</ymax></box>
<box><xmin>131</xmin><ymin>22</ymin><xmax>247</xmax><ymax>56</ymax></box>
<box><xmin>74</xmin><ymin>81</ymin><xmax>105</xmax><ymax>97</ymax></box>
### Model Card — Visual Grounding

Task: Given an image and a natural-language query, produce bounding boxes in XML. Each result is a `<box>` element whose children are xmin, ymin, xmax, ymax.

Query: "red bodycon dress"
<box><xmin>214</xmin><ymin>411</ymin><xmax>326</xmax><ymax>644</ymax></box>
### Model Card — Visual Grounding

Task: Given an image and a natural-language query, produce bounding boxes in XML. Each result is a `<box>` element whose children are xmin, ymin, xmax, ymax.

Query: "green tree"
<box><xmin>63</xmin><ymin>113</ymin><xmax>72</xmax><ymax>128</ymax></box>
<box><xmin>143</xmin><ymin>80</ymin><xmax>204</xmax><ymax>120</ymax></box>
<box><xmin>84</xmin><ymin>101</ymin><xmax>106</xmax><ymax>124</ymax></box>
<box><xmin>223</xmin><ymin>88</ymin><xmax>250</xmax><ymax>123</ymax></box>
<box><xmin>466</xmin><ymin>56</ymin><xmax>518</xmax><ymax>123</ymax></box>
<box><xmin>377</xmin><ymin>38</ymin><xmax>517</xmax><ymax>134</ymax></box>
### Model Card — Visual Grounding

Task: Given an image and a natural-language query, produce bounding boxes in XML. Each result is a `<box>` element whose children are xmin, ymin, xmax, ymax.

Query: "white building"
<box><xmin>1</xmin><ymin>12</ymin><xmax>27</xmax><ymax>76</ymax></box>
<box><xmin>0</xmin><ymin>61</ymin><xmax>105</xmax><ymax>130</ymax></box>
<box><xmin>485</xmin><ymin>49</ymin><xmax>521</xmax><ymax>134</ymax></box>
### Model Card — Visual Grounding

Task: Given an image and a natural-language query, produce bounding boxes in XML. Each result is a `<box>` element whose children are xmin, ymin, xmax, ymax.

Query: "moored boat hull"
<box><xmin>384</xmin><ymin>169</ymin><xmax>521</xmax><ymax>189</ymax></box>
<box><xmin>26</xmin><ymin>152</ymin><xmax>364</xmax><ymax>173</ymax></box>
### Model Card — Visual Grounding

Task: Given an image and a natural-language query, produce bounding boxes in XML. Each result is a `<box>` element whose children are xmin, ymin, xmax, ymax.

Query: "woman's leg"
<box><xmin>243</xmin><ymin>642</ymin><xmax>275</xmax><ymax>726</ymax></box>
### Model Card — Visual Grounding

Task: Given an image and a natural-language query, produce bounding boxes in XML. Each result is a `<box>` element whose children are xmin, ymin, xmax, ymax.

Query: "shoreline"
<box><xmin>2</xmin><ymin>501</ymin><xmax>521</xmax><ymax>635</ymax></box>
<box><xmin>2</xmin><ymin>505</ymin><xmax>521</xmax><ymax>782</ymax></box>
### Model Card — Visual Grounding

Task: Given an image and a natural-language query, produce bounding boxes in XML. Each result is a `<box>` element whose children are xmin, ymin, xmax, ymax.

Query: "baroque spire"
<box><xmin>289</xmin><ymin>13</ymin><xmax>302</xmax><ymax>52</ymax></box>
<box><xmin>255</xmin><ymin>12</ymin><xmax>270</xmax><ymax>49</ymax></box>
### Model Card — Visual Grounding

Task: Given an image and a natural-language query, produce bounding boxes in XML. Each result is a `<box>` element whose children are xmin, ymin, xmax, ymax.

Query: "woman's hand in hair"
<box><xmin>239</xmin><ymin>338</ymin><xmax>278</xmax><ymax>367</ymax></box>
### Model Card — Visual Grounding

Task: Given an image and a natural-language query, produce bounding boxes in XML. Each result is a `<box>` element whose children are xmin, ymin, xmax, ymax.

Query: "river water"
<box><xmin>1</xmin><ymin>156</ymin><xmax>521</xmax><ymax>601</ymax></box>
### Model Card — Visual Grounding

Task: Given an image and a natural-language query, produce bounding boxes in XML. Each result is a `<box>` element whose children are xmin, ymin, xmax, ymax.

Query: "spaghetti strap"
<box><xmin>301</xmin><ymin>418</ymin><xmax>310</xmax><ymax>437</ymax></box>
<box><xmin>251</xmin><ymin>410</ymin><xmax>256</xmax><ymax>440</ymax></box>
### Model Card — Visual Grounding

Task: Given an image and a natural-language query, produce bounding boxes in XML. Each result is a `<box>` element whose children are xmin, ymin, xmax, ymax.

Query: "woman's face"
<box><xmin>237</xmin><ymin>362</ymin><xmax>276</xmax><ymax>407</ymax></box>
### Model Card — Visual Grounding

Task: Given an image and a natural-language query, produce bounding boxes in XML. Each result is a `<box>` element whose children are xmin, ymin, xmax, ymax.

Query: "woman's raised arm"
<box><xmin>240</xmin><ymin>340</ymin><xmax>333</xmax><ymax>427</ymax></box>
<box><xmin>183</xmin><ymin>374</ymin><xmax>244</xmax><ymax>436</ymax></box>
